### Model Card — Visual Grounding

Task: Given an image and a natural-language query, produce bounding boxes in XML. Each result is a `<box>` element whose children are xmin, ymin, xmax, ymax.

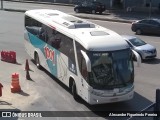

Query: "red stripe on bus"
<box><xmin>48</xmin><ymin>25</ymin><xmax>56</xmax><ymax>30</ymax></box>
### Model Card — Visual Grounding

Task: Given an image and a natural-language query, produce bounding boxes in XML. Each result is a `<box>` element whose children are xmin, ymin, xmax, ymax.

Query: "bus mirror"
<box><xmin>80</xmin><ymin>50</ymin><xmax>91</xmax><ymax>72</ymax></box>
<box><xmin>132</xmin><ymin>49</ymin><xmax>141</xmax><ymax>67</ymax></box>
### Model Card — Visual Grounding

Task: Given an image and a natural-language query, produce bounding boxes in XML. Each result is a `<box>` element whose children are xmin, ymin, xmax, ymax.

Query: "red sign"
<box><xmin>44</xmin><ymin>46</ymin><xmax>55</xmax><ymax>64</ymax></box>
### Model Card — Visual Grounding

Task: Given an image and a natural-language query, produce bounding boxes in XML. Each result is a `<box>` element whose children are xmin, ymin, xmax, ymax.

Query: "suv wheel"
<box><xmin>91</xmin><ymin>10</ymin><xmax>96</xmax><ymax>14</ymax></box>
<box><xmin>99</xmin><ymin>11</ymin><xmax>102</xmax><ymax>14</ymax></box>
<box><xmin>136</xmin><ymin>29</ymin><xmax>142</xmax><ymax>35</ymax></box>
<box><xmin>75</xmin><ymin>8</ymin><xmax>79</xmax><ymax>13</ymax></box>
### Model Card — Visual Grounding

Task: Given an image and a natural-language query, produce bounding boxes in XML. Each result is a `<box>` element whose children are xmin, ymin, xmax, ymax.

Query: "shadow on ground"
<box><xmin>18</xmin><ymin>90</ymin><xmax>30</xmax><ymax>96</ymax></box>
<box><xmin>143</xmin><ymin>58</ymin><xmax>160</xmax><ymax>64</ymax></box>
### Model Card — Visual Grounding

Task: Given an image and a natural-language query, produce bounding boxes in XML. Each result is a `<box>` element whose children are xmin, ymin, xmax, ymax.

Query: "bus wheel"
<box><xmin>35</xmin><ymin>53</ymin><xmax>41</xmax><ymax>69</ymax></box>
<box><xmin>72</xmin><ymin>81</ymin><xmax>78</xmax><ymax>100</ymax></box>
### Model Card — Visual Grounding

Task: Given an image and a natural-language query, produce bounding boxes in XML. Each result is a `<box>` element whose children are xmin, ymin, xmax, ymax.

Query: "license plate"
<box><xmin>110</xmin><ymin>98</ymin><xmax>118</xmax><ymax>102</ymax></box>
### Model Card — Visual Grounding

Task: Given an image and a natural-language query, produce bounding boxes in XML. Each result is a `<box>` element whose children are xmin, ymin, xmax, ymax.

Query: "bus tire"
<box><xmin>34</xmin><ymin>53</ymin><xmax>41</xmax><ymax>69</ymax></box>
<box><xmin>72</xmin><ymin>81</ymin><xmax>78</xmax><ymax>100</ymax></box>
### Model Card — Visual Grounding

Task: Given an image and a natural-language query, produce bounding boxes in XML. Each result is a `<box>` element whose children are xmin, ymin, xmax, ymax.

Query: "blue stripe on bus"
<box><xmin>28</xmin><ymin>33</ymin><xmax>58</xmax><ymax>77</ymax></box>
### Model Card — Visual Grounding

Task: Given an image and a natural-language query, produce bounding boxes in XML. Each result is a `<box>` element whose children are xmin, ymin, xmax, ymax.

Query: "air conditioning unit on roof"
<box><xmin>68</xmin><ymin>23</ymin><xmax>95</xmax><ymax>29</ymax></box>
<box><xmin>61</xmin><ymin>16</ymin><xmax>95</xmax><ymax>29</ymax></box>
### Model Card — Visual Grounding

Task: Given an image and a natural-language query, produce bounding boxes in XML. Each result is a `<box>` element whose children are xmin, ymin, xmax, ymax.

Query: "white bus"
<box><xmin>24</xmin><ymin>9</ymin><xmax>141</xmax><ymax>105</ymax></box>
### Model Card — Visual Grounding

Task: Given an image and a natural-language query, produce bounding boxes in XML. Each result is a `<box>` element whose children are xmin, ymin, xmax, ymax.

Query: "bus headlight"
<box><xmin>91</xmin><ymin>90</ymin><xmax>104</xmax><ymax>96</ymax></box>
<box><xmin>124</xmin><ymin>85</ymin><xmax>134</xmax><ymax>92</ymax></box>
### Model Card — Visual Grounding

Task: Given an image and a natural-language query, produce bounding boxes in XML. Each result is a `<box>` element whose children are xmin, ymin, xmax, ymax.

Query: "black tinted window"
<box><xmin>75</xmin><ymin>41</ymin><xmax>88</xmax><ymax>81</ymax></box>
<box><xmin>92</xmin><ymin>2</ymin><xmax>102</xmax><ymax>5</ymax></box>
<box><xmin>82</xmin><ymin>2</ymin><xmax>87</xmax><ymax>6</ymax></box>
<box><xmin>139</xmin><ymin>20</ymin><xmax>150</xmax><ymax>24</ymax></box>
<box><xmin>150</xmin><ymin>20</ymin><xmax>159</xmax><ymax>26</ymax></box>
<box><xmin>25</xmin><ymin>15</ymin><xmax>45</xmax><ymax>39</ymax></box>
<box><xmin>25</xmin><ymin>15</ymin><xmax>76</xmax><ymax>69</ymax></box>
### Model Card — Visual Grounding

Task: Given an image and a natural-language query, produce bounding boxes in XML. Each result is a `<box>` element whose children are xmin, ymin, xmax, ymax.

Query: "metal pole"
<box><xmin>1</xmin><ymin>0</ymin><xmax>3</xmax><ymax>10</ymax></box>
<box><xmin>154</xmin><ymin>89</ymin><xmax>160</xmax><ymax>120</ymax></box>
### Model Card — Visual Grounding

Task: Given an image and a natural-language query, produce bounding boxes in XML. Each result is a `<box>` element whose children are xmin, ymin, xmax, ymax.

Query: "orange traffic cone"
<box><xmin>26</xmin><ymin>70</ymin><xmax>31</xmax><ymax>80</ymax></box>
<box><xmin>25</xmin><ymin>59</ymin><xmax>30</xmax><ymax>71</ymax></box>
<box><xmin>11</xmin><ymin>73</ymin><xmax>21</xmax><ymax>93</ymax></box>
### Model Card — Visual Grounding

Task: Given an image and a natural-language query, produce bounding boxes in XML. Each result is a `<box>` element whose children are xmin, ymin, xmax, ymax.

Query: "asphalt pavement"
<box><xmin>2</xmin><ymin>0</ymin><xmax>160</xmax><ymax>23</ymax></box>
<box><xmin>0</xmin><ymin>1</ymin><xmax>160</xmax><ymax>120</ymax></box>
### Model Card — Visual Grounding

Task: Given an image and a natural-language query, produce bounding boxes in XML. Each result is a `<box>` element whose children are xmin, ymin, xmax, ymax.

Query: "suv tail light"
<box><xmin>132</xmin><ymin>21</ymin><xmax>137</xmax><ymax>25</ymax></box>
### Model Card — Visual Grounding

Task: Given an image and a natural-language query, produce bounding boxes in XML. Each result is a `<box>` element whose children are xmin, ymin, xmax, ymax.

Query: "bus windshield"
<box><xmin>88</xmin><ymin>49</ymin><xmax>134</xmax><ymax>90</ymax></box>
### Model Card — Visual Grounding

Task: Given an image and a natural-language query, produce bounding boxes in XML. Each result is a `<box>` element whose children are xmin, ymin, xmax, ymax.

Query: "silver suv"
<box><xmin>122</xmin><ymin>35</ymin><xmax>157</xmax><ymax>60</ymax></box>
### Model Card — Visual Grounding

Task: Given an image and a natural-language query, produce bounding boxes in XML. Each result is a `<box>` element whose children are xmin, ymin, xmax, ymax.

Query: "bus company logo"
<box><xmin>44</xmin><ymin>46</ymin><xmax>55</xmax><ymax>64</ymax></box>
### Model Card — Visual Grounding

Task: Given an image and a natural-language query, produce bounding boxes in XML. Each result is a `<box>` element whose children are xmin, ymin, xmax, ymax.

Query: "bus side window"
<box><xmin>75</xmin><ymin>41</ymin><xmax>88</xmax><ymax>82</ymax></box>
<box><xmin>51</xmin><ymin>38</ymin><xmax>61</xmax><ymax>49</ymax></box>
<box><xmin>38</xmin><ymin>25</ymin><xmax>49</xmax><ymax>43</ymax></box>
<box><xmin>39</xmin><ymin>27</ymin><xmax>45</xmax><ymax>40</ymax></box>
<box><xmin>25</xmin><ymin>15</ymin><xmax>43</xmax><ymax>38</ymax></box>
<box><xmin>81</xmin><ymin>56</ymin><xmax>88</xmax><ymax>81</ymax></box>
<box><xmin>48</xmin><ymin>31</ymin><xmax>61</xmax><ymax>49</ymax></box>
<box><xmin>26</xmin><ymin>26</ymin><xmax>41</xmax><ymax>36</ymax></box>
<box><xmin>46</xmin><ymin>28</ymin><xmax>59</xmax><ymax>48</ymax></box>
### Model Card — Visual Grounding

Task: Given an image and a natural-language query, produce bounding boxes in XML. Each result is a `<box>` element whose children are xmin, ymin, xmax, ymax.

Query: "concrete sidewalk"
<box><xmin>2</xmin><ymin>0</ymin><xmax>160</xmax><ymax>23</ymax></box>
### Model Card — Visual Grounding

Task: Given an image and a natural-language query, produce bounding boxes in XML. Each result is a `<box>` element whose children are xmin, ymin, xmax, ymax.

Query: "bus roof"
<box><xmin>25</xmin><ymin>9</ymin><xmax>129</xmax><ymax>51</ymax></box>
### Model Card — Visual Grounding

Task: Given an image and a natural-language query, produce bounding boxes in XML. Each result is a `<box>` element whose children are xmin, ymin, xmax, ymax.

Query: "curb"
<box><xmin>72</xmin><ymin>14</ymin><xmax>133</xmax><ymax>23</ymax></box>
<box><xmin>3</xmin><ymin>0</ymin><xmax>134</xmax><ymax>23</ymax></box>
<box><xmin>4</xmin><ymin>8</ymin><xmax>26</xmax><ymax>12</ymax></box>
<box><xmin>2</xmin><ymin>8</ymin><xmax>133</xmax><ymax>23</ymax></box>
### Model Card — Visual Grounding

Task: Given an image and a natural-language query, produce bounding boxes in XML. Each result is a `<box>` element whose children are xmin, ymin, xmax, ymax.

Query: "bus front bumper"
<box><xmin>88</xmin><ymin>90</ymin><xmax>134</xmax><ymax>105</ymax></box>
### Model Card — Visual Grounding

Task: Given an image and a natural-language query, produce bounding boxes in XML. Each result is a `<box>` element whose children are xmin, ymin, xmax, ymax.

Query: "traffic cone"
<box><xmin>26</xmin><ymin>70</ymin><xmax>31</xmax><ymax>80</ymax></box>
<box><xmin>25</xmin><ymin>59</ymin><xmax>30</xmax><ymax>71</ymax></box>
<box><xmin>11</xmin><ymin>73</ymin><xmax>21</xmax><ymax>93</ymax></box>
